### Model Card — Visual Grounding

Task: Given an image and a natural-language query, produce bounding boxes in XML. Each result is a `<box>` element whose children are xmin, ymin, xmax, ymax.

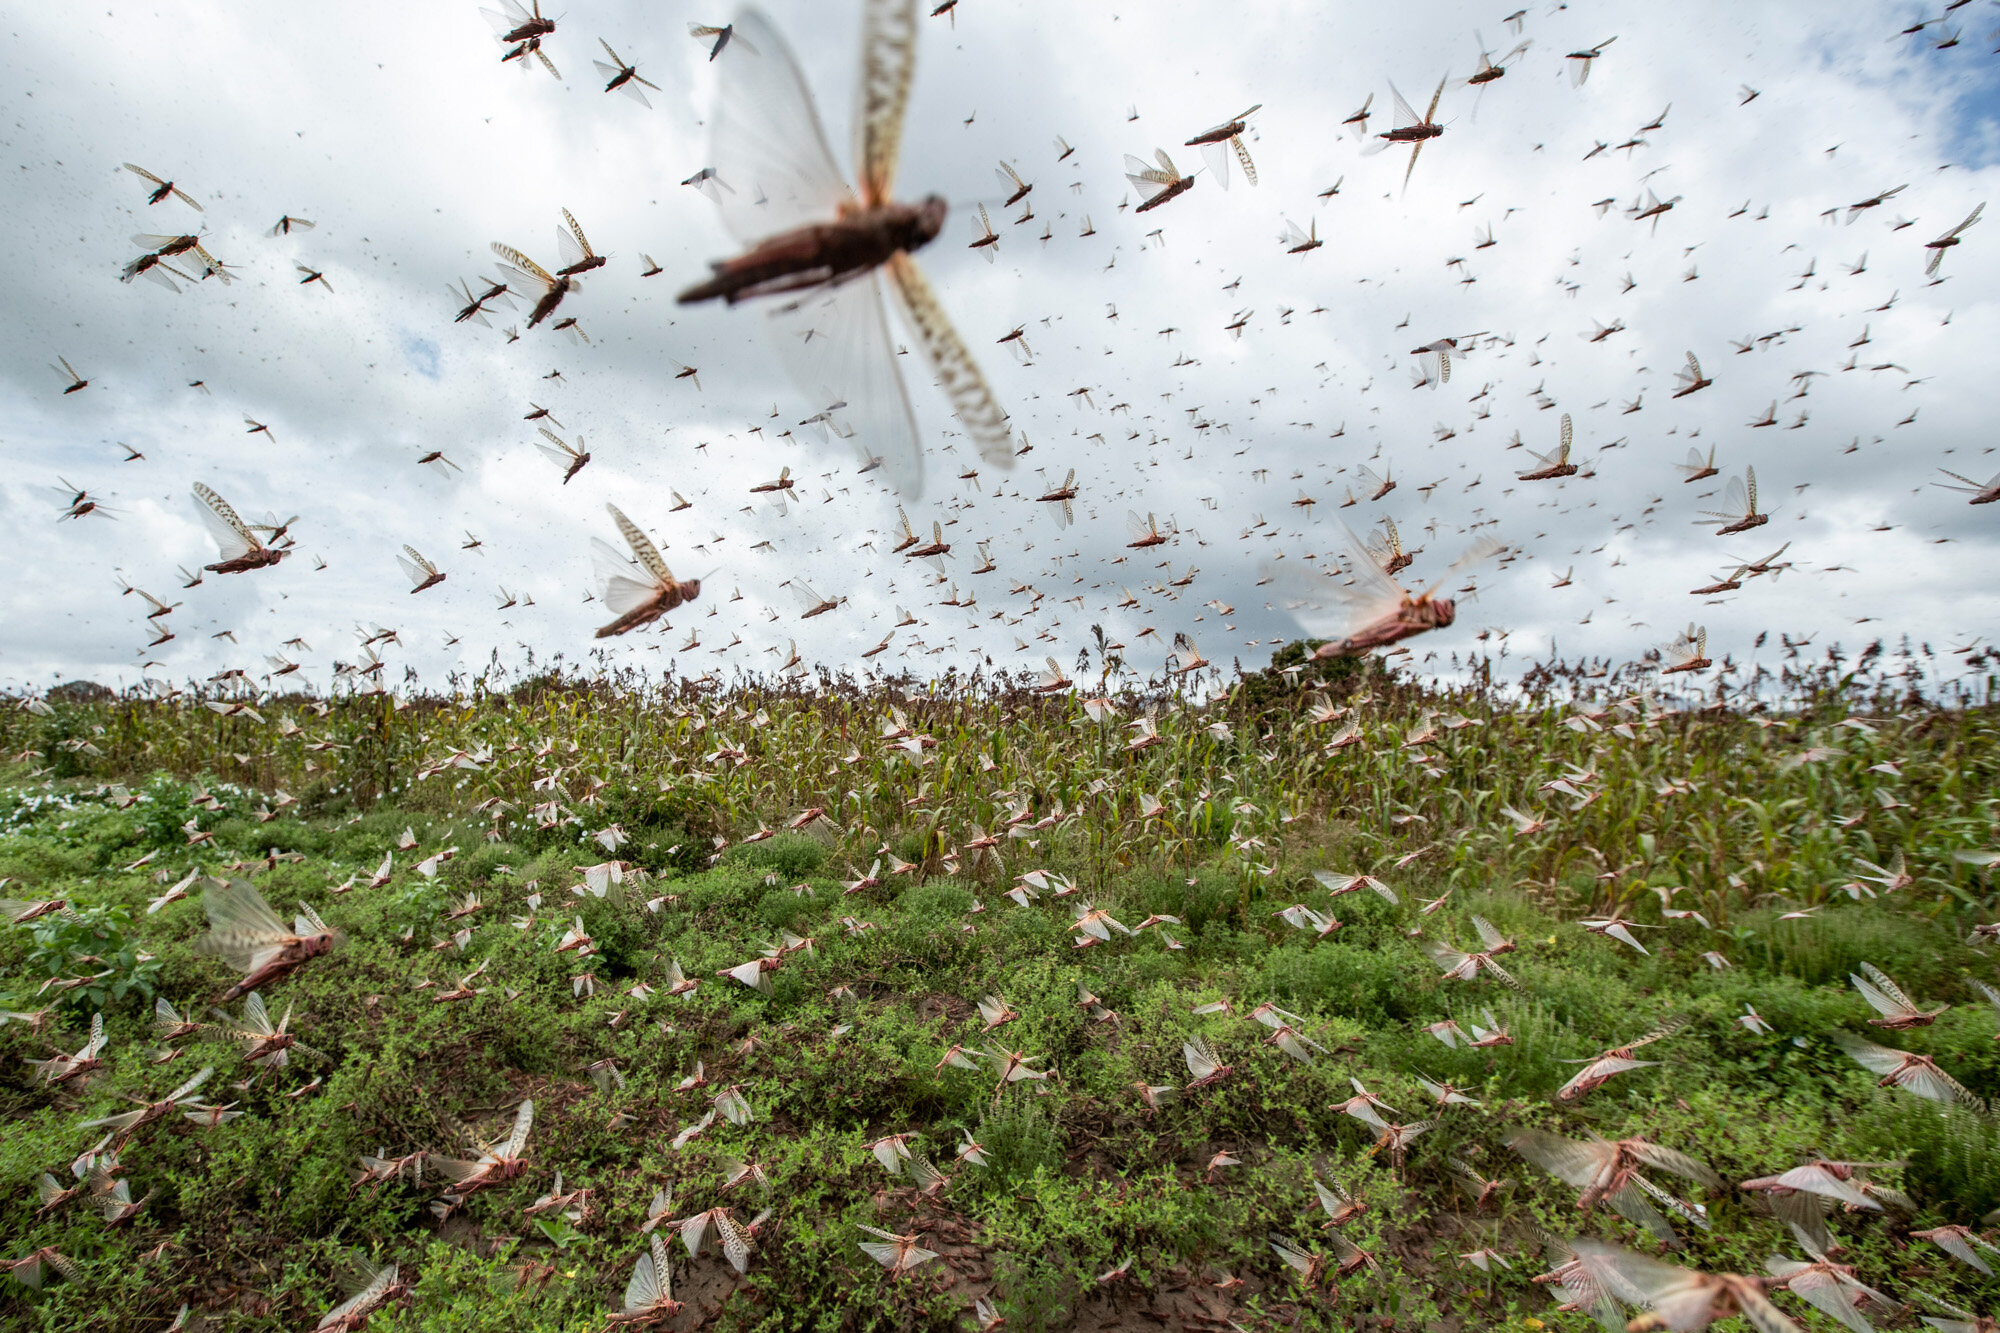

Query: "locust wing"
<box><xmin>192</xmin><ymin>484</ymin><xmax>262</xmax><ymax>561</ymax></box>
<box><xmin>607</xmin><ymin>504</ymin><xmax>671</xmax><ymax>581</ymax></box>
<box><xmin>708</xmin><ymin>9</ymin><xmax>854</xmax><ymax>243</ymax></box>
<box><xmin>854</xmin><ymin>0</ymin><xmax>920</xmax><ymax>206</ymax></box>
<box><xmin>194</xmin><ymin>878</ymin><xmax>295</xmax><ymax>973</ymax></box>
<box><xmin>766</xmin><ymin>275</ymin><xmax>923</xmax><ymax>496</ymax></box>
<box><xmin>885</xmin><ymin>252</ymin><xmax>1013</xmax><ymax>469</ymax></box>
<box><xmin>1265</xmin><ymin>522</ymin><xmax>1408</xmax><ymax>641</ymax></box>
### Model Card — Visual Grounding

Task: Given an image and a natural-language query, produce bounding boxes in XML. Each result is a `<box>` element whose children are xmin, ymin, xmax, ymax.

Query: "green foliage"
<box><xmin>2</xmin><ymin>663</ymin><xmax>1998</xmax><ymax>1331</ymax></box>
<box><xmin>12</xmin><ymin>903</ymin><xmax>162</xmax><ymax>1013</ymax></box>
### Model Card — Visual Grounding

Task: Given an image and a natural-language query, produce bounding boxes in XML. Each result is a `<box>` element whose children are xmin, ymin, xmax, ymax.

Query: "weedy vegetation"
<box><xmin>1</xmin><ymin>640</ymin><xmax>1997</xmax><ymax>1331</ymax></box>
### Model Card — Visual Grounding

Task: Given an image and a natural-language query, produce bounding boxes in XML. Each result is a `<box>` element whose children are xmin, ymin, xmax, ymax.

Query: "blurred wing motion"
<box><xmin>766</xmin><ymin>278</ymin><xmax>923</xmax><ymax>495</ymax></box>
<box><xmin>1267</xmin><ymin>525</ymin><xmax>1411</xmax><ymax>641</ymax></box>
<box><xmin>708</xmin><ymin>9</ymin><xmax>855</xmax><ymax>244</ymax></box>
<box><xmin>194</xmin><ymin>878</ymin><xmax>294</xmax><ymax>973</ymax></box>
<box><xmin>854</xmin><ymin>0</ymin><xmax>920</xmax><ymax>206</ymax></box>
<box><xmin>884</xmin><ymin>253</ymin><xmax>1013</xmax><ymax>467</ymax></box>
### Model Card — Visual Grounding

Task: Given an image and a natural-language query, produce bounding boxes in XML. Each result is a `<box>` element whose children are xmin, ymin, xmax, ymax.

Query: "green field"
<box><xmin>3</xmin><ymin>647</ymin><xmax>1998</xmax><ymax>1332</ymax></box>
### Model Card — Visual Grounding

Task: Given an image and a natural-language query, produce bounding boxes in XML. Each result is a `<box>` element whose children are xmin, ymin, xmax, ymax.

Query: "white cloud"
<box><xmin>2</xmin><ymin>0</ymin><xmax>1996</xmax><ymax>694</ymax></box>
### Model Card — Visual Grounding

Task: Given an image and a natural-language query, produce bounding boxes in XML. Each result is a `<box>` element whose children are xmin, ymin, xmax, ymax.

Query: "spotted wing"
<box><xmin>501</xmin><ymin>1100</ymin><xmax>534</xmax><ymax>1159</ymax></box>
<box><xmin>192</xmin><ymin>484</ymin><xmax>261</xmax><ymax>561</ymax></box>
<box><xmin>623</xmin><ymin>1238</ymin><xmax>668</xmax><ymax>1312</ymax></box>
<box><xmin>491</xmin><ymin>243</ymin><xmax>555</xmax><ymax>291</ymax></box>
<box><xmin>854</xmin><ymin>0</ymin><xmax>920</xmax><ymax>206</ymax></box>
<box><xmin>714</xmin><ymin>1211</ymin><xmax>753</xmax><ymax>1273</ymax></box>
<box><xmin>885</xmin><ymin>253</ymin><xmax>1013</xmax><ymax>469</ymax></box>
<box><xmin>766</xmin><ymin>272</ymin><xmax>923</xmax><ymax>496</ymax></box>
<box><xmin>1233</xmin><ymin>136</ymin><xmax>1257</xmax><ymax>186</ymax></box>
<box><xmin>535</xmin><ymin>428</ymin><xmax>577</xmax><ymax>467</ymax></box>
<box><xmin>709</xmin><ymin>9</ymin><xmax>854</xmax><ymax>245</ymax></box>
<box><xmin>318</xmin><ymin>1262</ymin><xmax>397</xmax><ymax>1330</ymax></box>
<box><xmin>607</xmin><ymin>504</ymin><xmax>671</xmax><ymax>581</ymax></box>
<box><xmin>561</xmin><ymin>208</ymin><xmax>593</xmax><ymax>264</ymax></box>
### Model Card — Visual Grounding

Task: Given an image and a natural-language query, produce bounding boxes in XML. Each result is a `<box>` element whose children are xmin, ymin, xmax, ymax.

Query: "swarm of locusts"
<box><xmin>1</xmin><ymin>628</ymin><xmax>1998</xmax><ymax>1329</ymax></box>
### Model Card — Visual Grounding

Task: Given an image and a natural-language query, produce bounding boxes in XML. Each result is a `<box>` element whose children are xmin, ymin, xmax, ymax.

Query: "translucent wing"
<box><xmin>859</xmin><ymin>1240</ymin><xmax>906</xmax><ymax>1267</ymax></box>
<box><xmin>556</xmin><ymin>216</ymin><xmax>586</xmax><ymax>272</ymax></box>
<box><xmin>621</xmin><ymin>1249</ymin><xmax>658</xmax><ymax>1311</ymax></box>
<box><xmin>1269</xmin><ymin>1235</ymin><xmax>1316</xmax><ymax>1276</ymax></box>
<box><xmin>766</xmin><ymin>273</ymin><xmax>923</xmax><ymax>496</ymax></box>
<box><xmin>1123</xmin><ymin>152</ymin><xmax>1181</xmax><ymax>201</ymax></box>
<box><xmin>710</xmin><ymin>9</ymin><xmax>854</xmax><ymax>244</ymax></box>
<box><xmin>480</xmin><ymin>0</ymin><xmax>530</xmax><ymax>36</ymax></box>
<box><xmin>885</xmin><ymin>253</ymin><xmax>1013</xmax><ymax>468</ymax></box>
<box><xmin>534</xmin><ymin>437</ymin><xmax>575</xmax><ymax>473</ymax></box>
<box><xmin>395</xmin><ymin>550</ymin><xmax>426</xmax><ymax>585</ymax></box>
<box><xmin>1388</xmin><ymin>81</ymin><xmax>1420</xmax><ymax>128</ymax></box>
<box><xmin>1313</xmin><ymin>1177</ymin><xmax>1351</xmax><ymax>1218</ymax></box>
<box><xmin>1508</xmin><ymin>1129</ymin><xmax>1606</xmax><ymax>1187</ymax></box>
<box><xmin>1707</xmin><ymin>474</ymin><xmax>1749</xmax><ymax>520</ymax></box>
<box><xmin>240</xmin><ymin>991</ymin><xmax>273</xmax><ymax>1035</ymax></box>
<box><xmin>192</xmin><ymin>484</ymin><xmax>258</xmax><ymax>561</ymax></box>
<box><xmin>1744</xmin><ymin>466</ymin><xmax>1758</xmax><ymax>514</ymax></box>
<box><xmin>1772</xmin><ymin>1265</ymin><xmax>1876</xmax><ymax>1333</ymax></box>
<box><xmin>195</xmin><ymin>879</ymin><xmax>293</xmax><ymax>970</ymax></box>
<box><xmin>607</xmin><ymin>504</ymin><xmax>671</xmax><ymax>580</ymax></box>
<box><xmin>855</xmin><ymin>0</ymin><xmax>920</xmax><ymax>205</ymax></box>
<box><xmin>623</xmin><ymin>1241</ymin><xmax>665</xmax><ymax>1311</ymax></box>
<box><xmin>1198</xmin><ymin>139</ymin><xmax>1234</xmax><ymax>190</ymax></box>
<box><xmin>592</xmin><ymin>540</ymin><xmax>660</xmax><ymax>614</ymax></box>
<box><xmin>1852</xmin><ymin>963</ymin><xmax>1915</xmax><ymax>1016</ymax></box>
<box><xmin>1265</xmin><ymin>523</ymin><xmax>1407</xmax><ymax>640</ymax></box>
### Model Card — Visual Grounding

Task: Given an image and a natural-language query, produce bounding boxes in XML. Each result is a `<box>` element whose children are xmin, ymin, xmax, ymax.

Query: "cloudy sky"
<box><xmin>3</xmin><ymin>0</ymin><xmax>1997</xmax><ymax>696</ymax></box>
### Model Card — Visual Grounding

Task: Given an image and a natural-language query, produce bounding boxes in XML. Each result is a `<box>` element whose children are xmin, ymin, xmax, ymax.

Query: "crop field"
<box><xmin>2</xmin><ymin>645</ymin><xmax>1999</xmax><ymax>1333</ymax></box>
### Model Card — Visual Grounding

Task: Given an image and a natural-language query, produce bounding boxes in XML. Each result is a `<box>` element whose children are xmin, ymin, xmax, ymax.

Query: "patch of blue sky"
<box><xmin>402</xmin><ymin>333</ymin><xmax>442</xmax><ymax>380</ymax></box>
